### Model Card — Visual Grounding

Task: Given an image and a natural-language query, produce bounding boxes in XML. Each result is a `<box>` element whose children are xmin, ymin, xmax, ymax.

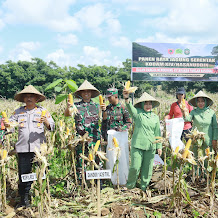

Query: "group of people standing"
<box><xmin>1</xmin><ymin>81</ymin><xmax>217</xmax><ymax>208</ymax></box>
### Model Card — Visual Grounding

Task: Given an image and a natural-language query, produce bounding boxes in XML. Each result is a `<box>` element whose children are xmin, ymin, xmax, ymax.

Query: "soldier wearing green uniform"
<box><xmin>101</xmin><ymin>88</ymin><xmax>131</xmax><ymax>185</ymax></box>
<box><xmin>123</xmin><ymin>90</ymin><xmax>162</xmax><ymax>191</ymax></box>
<box><xmin>183</xmin><ymin>91</ymin><xmax>218</xmax><ymax>162</ymax></box>
<box><xmin>65</xmin><ymin>80</ymin><xmax>101</xmax><ymax>178</ymax></box>
<box><xmin>101</xmin><ymin>88</ymin><xmax>131</xmax><ymax>141</ymax></box>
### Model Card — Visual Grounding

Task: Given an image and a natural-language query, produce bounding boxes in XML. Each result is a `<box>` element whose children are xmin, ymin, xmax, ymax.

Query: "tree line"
<box><xmin>0</xmin><ymin>57</ymin><xmax>217</xmax><ymax>100</ymax></box>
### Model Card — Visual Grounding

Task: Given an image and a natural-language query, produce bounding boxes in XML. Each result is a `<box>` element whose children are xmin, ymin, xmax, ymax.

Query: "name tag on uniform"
<box><xmin>21</xmin><ymin>172</ymin><xmax>46</xmax><ymax>182</ymax></box>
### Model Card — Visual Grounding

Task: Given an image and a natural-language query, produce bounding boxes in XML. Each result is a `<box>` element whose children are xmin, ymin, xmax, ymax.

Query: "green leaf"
<box><xmin>54</xmin><ymin>86</ymin><xmax>62</xmax><ymax>92</ymax></box>
<box><xmin>55</xmin><ymin>94</ymin><xmax>68</xmax><ymax>104</ymax></box>
<box><xmin>153</xmin><ymin>211</ymin><xmax>162</xmax><ymax>218</ymax></box>
<box><xmin>66</xmin><ymin>80</ymin><xmax>78</xmax><ymax>92</ymax></box>
<box><xmin>42</xmin><ymin>179</ymin><xmax>47</xmax><ymax>192</ymax></box>
<box><xmin>45</xmin><ymin>79</ymin><xmax>63</xmax><ymax>91</ymax></box>
<box><xmin>112</xmin><ymin>159</ymin><xmax>119</xmax><ymax>173</ymax></box>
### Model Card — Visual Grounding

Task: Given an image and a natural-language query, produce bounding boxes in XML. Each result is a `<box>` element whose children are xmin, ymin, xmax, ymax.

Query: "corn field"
<box><xmin>0</xmin><ymin>89</ymin><xmax>217</xmax><ymax>217</ymax></box>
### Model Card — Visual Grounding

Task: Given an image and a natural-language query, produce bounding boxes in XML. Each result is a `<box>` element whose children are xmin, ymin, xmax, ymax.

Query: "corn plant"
<box><xmin>170</xmin><ymin>139</ymin><xmax>197</xmax><ymax>216</ymax></box>
<box><xmin>0</xmin><ymin>149</ymin><xmax>7</xmax><ymax>212</ymax></box>
<box><xmin>34</xmin><ymin>142</ymin><xmax>53</xmax><ymax>217</ymax></box>
<box><xmin>108</xmin><ymin>137</ymin><xmax>121</xmax><ymax>190</ymax></box>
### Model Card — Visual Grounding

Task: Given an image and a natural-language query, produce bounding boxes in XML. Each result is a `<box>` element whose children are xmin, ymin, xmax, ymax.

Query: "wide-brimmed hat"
<box><xmin>176</xmin><ymin>87</ymin><xmax>185</xmax><ymax>95</ymax></box>
<box><xmin>14</xmin><ymin>85</ymin><xmax>46</xmax><ymax>102</ymax></box>
<box><xmin>134</xmin><ymin>92</ymin><xmax>160</xmax><ymax>108</ymax></box>
<box><xmin>74</xmin><ymin>80</ymin><xmax>100</xmax><ymax>98</ymax></box>
<box><xmin>188</xmin><ymin>90</ymin><xmax>213</xmax><ymax>107</ymax></box>
<box><xmin>106</xmin><ymin>88</ymin><xmax>118</xmax><ymax>97</ymax></box>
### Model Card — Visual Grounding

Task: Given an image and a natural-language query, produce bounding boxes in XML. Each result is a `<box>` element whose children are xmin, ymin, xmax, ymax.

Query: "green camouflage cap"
<box><xmin>106</xmin><ymin>88</ymin><xmax>118</xmax><ymax>97</ymax></box>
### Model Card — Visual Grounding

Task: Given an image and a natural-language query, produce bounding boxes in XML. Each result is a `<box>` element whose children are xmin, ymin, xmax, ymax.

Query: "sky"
<box><xmin>0</xmin><ymin>0</ymin><xmax>218</xmax><ymax>68</ymax></box>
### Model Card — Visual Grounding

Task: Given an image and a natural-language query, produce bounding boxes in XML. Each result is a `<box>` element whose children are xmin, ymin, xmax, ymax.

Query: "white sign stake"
<box><xmin>86</xmin><ymin>170</ymin><xmax>111</xmax><ymax>217</ymax></box>
<box><xmin>21</xmin><ymin>172</ymin><xmax>46</xmax><ymax>182</ymax></box>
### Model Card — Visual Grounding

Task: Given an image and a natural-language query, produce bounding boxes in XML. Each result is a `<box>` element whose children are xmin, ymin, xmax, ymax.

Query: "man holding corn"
<box><xmin>100</xmin><ymin>87</ymin><xmax>131</xmax><ymax>186</ymax></box>
<box><xmin>65</xmin><ymin>80</ymin><xmax>101</xmax><ymax>180</ymax></box>
<box><xmin>3</xmin><ymin>85</ymin><xmax>55</xmax><ymax>208</ymax></box>
<box><xmin>101</xmin><ymin>88</ymin><xmax>131</xmax><ymax>141</ymax></box>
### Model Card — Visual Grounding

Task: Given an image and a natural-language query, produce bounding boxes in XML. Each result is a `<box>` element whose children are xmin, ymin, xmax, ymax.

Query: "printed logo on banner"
<box><xmin>168</xmin><ymin>49</ymin><xmax>174</xmax><ymax>55</ymax></box>
<box><xmin>175</xmin><ymin>49</ymin><xmax>183</xmax><ymax>54</ymax></box>
<box><xmin>184</xmin><ymin>48</ymin><xmax>190</xmax><ymax>55</ymax></box>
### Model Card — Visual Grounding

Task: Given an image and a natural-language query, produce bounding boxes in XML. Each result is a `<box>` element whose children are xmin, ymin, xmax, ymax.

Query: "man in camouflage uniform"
<box><xmin>65</xmin><ymin>80</ymin><xmax>101</xmax><ymax>179</ymax></box>
<box><xmin>101</xmin><ymin>88</ymin><xmax>131</xmax><ymax>185</ymax></box>
<box><xmin>101</xmin><ymin>88</ymin><xmax>131</xmax><ymax>141</ymax></box>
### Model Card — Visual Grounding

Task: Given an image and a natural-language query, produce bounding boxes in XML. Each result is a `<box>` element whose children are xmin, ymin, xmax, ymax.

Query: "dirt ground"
<box><xmin>1</xmin><ymin>167</ymin><xmax>218</xmax><ymax>217</ymax></box>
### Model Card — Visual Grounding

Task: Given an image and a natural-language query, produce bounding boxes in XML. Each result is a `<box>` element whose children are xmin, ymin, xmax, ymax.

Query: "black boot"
<box><xmin>16</xmin><ymin>194</ymin><xmax>30</xmax><ymax>208</ymax></box>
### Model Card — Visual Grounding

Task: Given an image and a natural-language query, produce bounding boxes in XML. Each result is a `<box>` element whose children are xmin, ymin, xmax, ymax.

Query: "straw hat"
<box><xmin>74</xmin><ymin>80</ymin><xmax>100</xmax><ymax>98</ymax></box>
<box><xmin>134</xmin><ymin>92</ymin><xmax>160</xmax><ymax>108</ymax></box>
<box><xmin>14</xmin><ymin>85</ymin><xmax>46</xmax><ymax>102</ymax></box>
<box><xmin>188</xmin><ymin>90</ymin><xmax>213</xmax><ymax>107</ymax></box>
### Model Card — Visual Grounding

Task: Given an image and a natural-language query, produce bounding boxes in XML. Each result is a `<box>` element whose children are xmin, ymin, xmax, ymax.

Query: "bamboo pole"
<box><xmin>81</xmin><ymin>141</ymin><xmax>88</xmax><ymax>190</ymax></box>
<box><xmin>71</xmin><ymin>148</ymin><xmax>78</xmax><ymax>186</ymax></box>
<box><xmin>97</xmin><ymin>178</ymin><xmax>101</xmax><ymax>217</ymax></box>
<box><xmin>164</xmin><ymin>148</ymin><xmax>167</xmax><ymax>194</ymax></box>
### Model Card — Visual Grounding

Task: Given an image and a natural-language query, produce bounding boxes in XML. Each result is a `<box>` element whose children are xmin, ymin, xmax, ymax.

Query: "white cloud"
<box><xmin>57</xmin><ymin>34</ymin><xmax>78</xmax><ymax>46</ymax></box>
<box><xmin>143</xmin><ymin>0</ymin><xmax>218</xmax><ymax>37</ymax></box>
<box><xmin>17</xmin><ymin>42</ymin><xmax>41</xmax><ymax>51</ymax></box>
<box><xmin>75</xmin><ymin>3</ymin><xmax>121</xmax><ymax>35</ymax></box>
<box><xmin>79</xmin><ymin>46</ymin><xmax>111</xmax><ymax>65</ymax></box>
<box><xmin>9</xmin><ymin>49</ymin><xmax>33</xmax><ymax>62</ymax></box>
<box><xmin>111</xmin><ymin>0</ymin><xmax>170</xmax><ymax>15</ymax></box>
<box><xmin>0</xmin><ymin>19</ymin><xmax>5</xmax><ymax>29</ymax></box>
<box><xmin>45</xmin><ymin>46</ymin><xmax>123</xmax><ymax>67</ymax></box>
<box><xmin>45</xmin><ymin>49</ymin><xmax>72</xmax><ymax>67</ymax></box>
<box><xmin>110</xmin><ymin>36</ymin><xmax>131</xmax><ymax>49</ymax></box>
<box><xmin>2</xmin><ymin>0</ymin><xmax>80</xmax><ymax>32</ymax></box>
<box><xmin>135</xmin><ymin>33</ymin><xmax>190</xmax><ymax>44</ymax></box>
<box><xmin>8</xmin><ymin>41</ymin><xmax>41</xmax><ymax>62</ymax></box>
<box><xmin>106</xmin><ymin>19</ymin><xmax>121</xmax><ymax>33</ymax></box>
<box><xmin>0</xmin><ymin>45</ymin><xmax>3</xmax><ymax>53</ymax></box>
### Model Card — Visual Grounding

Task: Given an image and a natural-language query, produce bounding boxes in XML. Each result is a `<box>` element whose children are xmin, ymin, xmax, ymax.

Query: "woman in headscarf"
<box><xmin>183</xmin><ymin>90</ymin><xmax>218</xmax><ymax>156</ymax></box>
<box><xmin>123</xmin><ymin>89</ymin><xmax>162</xmax><ymax>191</ymax></box>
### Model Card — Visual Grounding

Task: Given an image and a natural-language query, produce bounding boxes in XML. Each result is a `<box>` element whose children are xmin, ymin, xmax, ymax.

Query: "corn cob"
<box><xmin>94</xmin><ymin>140</ymin><xmax>100</xmax><ymax>152</ymax></box>
<box><xmin>181</xmin><ymin>99</ymin><xmax>186</xmax><ymax>109</ymax></box>
<box><xmin>66</xmin><ymin>127</ymin><xmax>70</xmax><ymax>135</ymax></box>
<box><xmin>0</xmin><ymin>149</ymin><xmax>7</xmax><ymax>160</ymax></box>
<box><xmin>88</xmin><ymin>153</ymin><xmax>93</xmax><ymax>161</ymax></box>
<box><xmin>174</xmin><ymin>146</ymin><xmax>180</xmax><ymax>155</ymax></box>
<box><xmin>68</xmin><ymin>93</ymin><xmax>73</xmax><ymax>105</ymax></box>
<box><xmin>187</xmin><ymin>151</ymin><xmax>197</xmax><ymax>165</ymax></box>
<box><xmin>182</xmin><ymin>139</ymin><xmax>192</xmax><ymax>159</ymax></box>
<box><xmin>113</xmin><ymin>137</ymin><xmax>119</xmax><ymax>148</ymax></box>
<box><xmin>124</xmin><ymin>81</ymin><xmax>138</xmax><ymax>93</ymax></box>
<box><xmin>99</xmin><ymin>95</ymin><xmax>104</xmax><ymax>105</ymax></box>
<box><xmin>125</xmin><ymin>81</ymin><xmax>131</xmax><ymax>90</ymax></box>
<box><xmin>41</xmin><ymin>110</ymin><xmax>46</xmax><ymax>117</ymax></box>
<box><xmin>60</xmin><ymin>120</ymin><xmax>63</xmax><ymax>128</ymax></box>
<box><xmin>2</xmin><ymin>111</ymin><xmax>9</xmax><ymax>122</ymax></box>
<box><xmin>205</xmin><ymin>147</ymin><xmax>210</xmax><ymax>157</ymax></box>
